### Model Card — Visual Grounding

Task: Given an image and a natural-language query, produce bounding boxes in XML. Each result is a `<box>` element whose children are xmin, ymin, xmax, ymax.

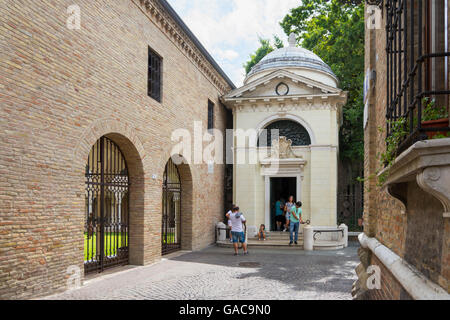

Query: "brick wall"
<box><xmin>364</xmin><ymin>4</ymin><xmax>406</xmax><ymax>256</ymax></box>
<box><xmin>361</xmin><ymin>2</ymin><xmax>450</xmax><ymax>299</ymax></box>
<box><xmin>0</xmin><ymin>0</ymin><xmax>232</xmax><ymax>299</ymax></box>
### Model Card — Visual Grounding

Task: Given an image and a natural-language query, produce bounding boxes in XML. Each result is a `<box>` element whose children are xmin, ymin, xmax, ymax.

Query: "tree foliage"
<box><xmin>244</xmin><ymin>36</ymin><xmax>284</xmax><ymax>75</ymax></box>
<box><xmin>280</xmin><ymin>0</ymin><xmax>365</xmax><ymax>161</ymax></box>
<box><xmin>243</xmin><ymin>0</ymin><xmax>364</xmax><ymax>162</ymax></box>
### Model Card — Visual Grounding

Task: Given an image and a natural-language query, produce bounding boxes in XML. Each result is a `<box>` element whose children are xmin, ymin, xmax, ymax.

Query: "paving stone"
<box><xmin>45</xmin><ymin>243</ymin><xmax>360</xmax><ymax>300</ymax></box>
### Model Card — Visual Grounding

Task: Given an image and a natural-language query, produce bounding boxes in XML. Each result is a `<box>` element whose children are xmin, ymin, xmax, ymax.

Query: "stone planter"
<box><xmin>421</xmin><ymin>118</ymin><xmax>449</xmax><ymax>139</ymax></box>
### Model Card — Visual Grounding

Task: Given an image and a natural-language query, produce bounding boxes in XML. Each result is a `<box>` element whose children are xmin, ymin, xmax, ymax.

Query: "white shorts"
<box><xmin>285</xmin><ymin>213</ymin><xmax>290</xmax><ymax>220</ymax></box>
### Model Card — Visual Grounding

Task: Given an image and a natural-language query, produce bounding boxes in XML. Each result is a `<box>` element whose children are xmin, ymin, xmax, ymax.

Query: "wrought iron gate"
<box><xmin>162</xmin><ymin>158</ymin><xmax>182</xmax><ymax>255</ymax></box>
<box><xmin>337</xmin><ymin>183</ymin><xmax>364</xmax><ymax>232</ymax></box>
<box><xmin>84</xmin><ymin>136</ymin><xmax>129</xmax><ymax>274</ymax></box>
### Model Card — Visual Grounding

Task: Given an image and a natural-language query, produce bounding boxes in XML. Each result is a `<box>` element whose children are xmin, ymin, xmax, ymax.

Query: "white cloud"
<box><xmin>167</xmin><ymin>0</ymin><xmax>299</xmax><ymax>86</ymax></box>
<box><xmin>214</xmin><ymin>49</ymin><xmax>239</xmax><ymax>61</ymax></box>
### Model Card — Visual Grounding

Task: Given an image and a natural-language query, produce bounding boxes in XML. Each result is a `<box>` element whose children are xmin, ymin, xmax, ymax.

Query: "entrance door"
<box><xmin>162</xmin><ymin>158</ymin><xmax>182</xmax><ymax>255</ymax></box>
<box><xmin>270</xmin><ymin>177</ymin><xmax>297</xmax><ymax>231</ymax></box>
<box><xmin>84</xmin><ymin>136</ymin><xmax>130</xmax><ymax>274</ymax></box>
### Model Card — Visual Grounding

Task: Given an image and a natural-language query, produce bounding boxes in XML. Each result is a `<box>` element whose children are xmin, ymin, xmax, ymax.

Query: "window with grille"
<box><xmin>148</xmin><ymin>46</ymin><xmax>162</xmax><ymax>102</ymax></box>
<box><xmin>208</xmin><ymin>100</ymin><xmax>214</xmax><ymax>132</ymax></box>
<box><xmin>385</xmin><ymin>0</ymin><xmax>449</xmax><ymax>153</ymax></box>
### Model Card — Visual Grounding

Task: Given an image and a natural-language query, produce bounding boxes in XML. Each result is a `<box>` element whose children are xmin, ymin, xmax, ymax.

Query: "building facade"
<box><xmin>0</xmin><ymin>0</ymin><xmax>234</xmax><ymax>299</ymax></box>
<box><xmin>353</xmin><ymin>0</ymin><xmax>450</xmax><ymax>299</ymax></box>
<box><xmin>222</xmin><ymin>34</ymin><xmax>347</xmax><ymax>234</ymax></box>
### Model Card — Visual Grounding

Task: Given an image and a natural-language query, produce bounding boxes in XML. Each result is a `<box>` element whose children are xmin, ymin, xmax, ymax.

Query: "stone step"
<box><xmin>217</xmin><ymin>239</ymin><xmax>303</xmax><ymax>248</ymax></box>
<box><xmin>252</xmin><ymin>232</ymin><xmax>303</xmax><ymax>240</ymax></box>
<box><xmin>250</xmin><ymin>237</ymin><xmax>304</xmax><ymax>242</ymax></box>
<box><xmin>248</xmin><ymin>239</ymin><xmax>303</xmax><ymax>247</ymax></box>
<box><xmin>216</xmin><ymin>239</ymin><xmax>344</xmax><ymax>251</ymax></box>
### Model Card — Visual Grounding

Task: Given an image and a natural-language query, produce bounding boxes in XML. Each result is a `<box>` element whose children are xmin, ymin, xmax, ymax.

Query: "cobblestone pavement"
<box><xmin>46</xmin><ymin>243</ymin><xmax>359</xmax><ymax>300</ymax></box>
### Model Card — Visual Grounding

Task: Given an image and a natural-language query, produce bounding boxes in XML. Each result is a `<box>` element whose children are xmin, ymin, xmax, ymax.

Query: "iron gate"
<box><xmin>162</xmin><ymin>158</ymin><xmax>182</xmax><ymax>255</ymax></box>
<box><xmin>337</xmin><ymin>183</ymin><xmax>364</xmax><ymax>232</ymax></box>
<box><xmin>84</xmin><ymin>136</ymin><xmax>129</xmax><ymax>274</ymax></box>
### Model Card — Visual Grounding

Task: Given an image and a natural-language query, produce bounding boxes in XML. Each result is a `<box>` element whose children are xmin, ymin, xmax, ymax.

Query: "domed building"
<box><xmin>222</xmin><ymin>34</ymin><xmax>347</xmax><ymax>233</ymax></box>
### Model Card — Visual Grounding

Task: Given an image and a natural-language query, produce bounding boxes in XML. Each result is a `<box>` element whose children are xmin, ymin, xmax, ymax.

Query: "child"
<box><xmin>258</xmin><ymin>224</ymin><xmax>266</xmax><ymax>241</ymax></box>
<box><xmin>228</xmin><ymin>218</ymin><xmax>233</xmax><ymax>243</ymax></box>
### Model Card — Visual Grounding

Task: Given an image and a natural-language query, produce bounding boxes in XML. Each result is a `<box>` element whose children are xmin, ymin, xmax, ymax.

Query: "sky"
<box><xmin>166</xmin><ymin>0</ymin><xmax>301</xmax><ymax>87</ymax></box>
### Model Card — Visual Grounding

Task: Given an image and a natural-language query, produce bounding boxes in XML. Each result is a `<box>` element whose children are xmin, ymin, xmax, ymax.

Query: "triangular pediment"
<box><xmin>223</xmin><ymin>69</ymin><xmax>341</xmax><ymax>101</ymax></box>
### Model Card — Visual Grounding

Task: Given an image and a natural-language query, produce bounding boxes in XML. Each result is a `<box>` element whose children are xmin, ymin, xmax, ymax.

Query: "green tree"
<box><xmin>244</xmin><ymin>36</ymin><xmax>284</xmax><ymax>74</ymax></box>
<box><xmin>280</xmin><ymin>0</ymin><xmax>365</xmax><ymax>161</ymax></box>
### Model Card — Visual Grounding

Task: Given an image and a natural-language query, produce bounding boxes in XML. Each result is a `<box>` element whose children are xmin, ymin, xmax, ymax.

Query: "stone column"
<box><xmin>303</xmin><ymin>225</ymin><xmax>314</xmax><ymax>251</ymax></box>
<box><xmin>339</xmin><ymin>223</ymin><xmax>348</xmax><ymax>248</ymax></box>
<box><xmin>264</xmin><ymin>175</ymin><xmax>271</xmax><ymax>230</ymax></box>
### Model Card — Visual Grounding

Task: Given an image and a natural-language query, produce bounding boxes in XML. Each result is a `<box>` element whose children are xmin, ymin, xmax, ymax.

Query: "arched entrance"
<box><xmin>84</xmin><ymin>136</ymin><xmax>129</xmax><ymax>274</ymax></box>
<box><xmin>162</xmin><ymin>158</ymin><xmax>182</xmax><ymax>255</ymax></box>
<box><xmin>258</xmin><ymin>119</ymin><xmax>312</xmax><ymax>147</ymax></box>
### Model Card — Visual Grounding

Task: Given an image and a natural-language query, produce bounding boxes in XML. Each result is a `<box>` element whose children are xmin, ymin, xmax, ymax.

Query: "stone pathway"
<box><xmin>45</xmin><ymin>243</ymin><xmax>359</xmax><ymax>300</ymax></box>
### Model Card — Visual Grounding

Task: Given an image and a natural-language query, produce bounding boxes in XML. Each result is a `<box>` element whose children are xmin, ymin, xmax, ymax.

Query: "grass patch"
<box><xmin>84</xmin><ymin>232</ymin><xmax>177</xmax><ymax>261</ymax></box>
<box><xmin>84</xmin><ymin>232</ymin><xmax>127</xmax><ymax>261</ymax></box>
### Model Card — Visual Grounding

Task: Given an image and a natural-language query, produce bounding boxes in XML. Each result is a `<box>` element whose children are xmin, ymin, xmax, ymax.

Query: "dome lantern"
<box><xmin>288</xmin><ymin>33</ymin><xmax>297</xmax><ymax>47</ymax></box>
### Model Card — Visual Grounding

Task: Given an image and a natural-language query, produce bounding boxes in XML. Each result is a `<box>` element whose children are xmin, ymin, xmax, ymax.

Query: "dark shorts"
<box><xmin>275</xmin><ymin>215</ymin><xmax>285</xmax><ymax>223</ymax></box>
<box><xmin>231</xmin><ymin>231</ymin><xmax>245</xmax><ymax>243</ymax></box>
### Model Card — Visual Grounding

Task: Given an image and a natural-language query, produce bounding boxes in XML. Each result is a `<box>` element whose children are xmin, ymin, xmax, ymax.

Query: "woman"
<box><xmin>283</xmin><ymin>196</ymin><xmax>295</xmax><ymax>232</ymax></box>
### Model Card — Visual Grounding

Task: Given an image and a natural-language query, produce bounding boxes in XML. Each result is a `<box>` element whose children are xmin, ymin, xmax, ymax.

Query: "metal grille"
<box><xmin>208</xmin><ymin>100</ymin><xmax>214</xmax><ymax>131</ymax></box>
<box><xmin>162</xmin><ymin>158</ymin><xmax>182</xmax><ymax>255</ymax></box>
<box><xmin>148</xmin><ymin>46</ymin><xmax>162</xmax><ymax>102</ymax></box>
<box><xmin>337</xmin><ymin>184</ymin><xmax>364</xmax><ymax>232</ymax></box>
<box><xmin>386</xmin><ymin>0</ymin><xmax>450</xmax><ymax>154</ymax></box>
<box><xmin>85</xmin><ymin>137</ymin><xmax>129</xmax><ymax>274</ymax></box>
<box><xmin>258</xmin><ymin>120</ymin><xmax>311</xmax><ymax>146</ymax></box>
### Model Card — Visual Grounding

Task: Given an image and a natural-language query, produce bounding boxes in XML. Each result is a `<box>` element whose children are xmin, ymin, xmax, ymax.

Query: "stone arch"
<box><xmin>254</xmin><ymin>113</ymin><xmax>316</xmax><ymax>147</ymax></box>
<box><xmin>74</xmin><ymin>120</ymin><xmax>147</xmax><ymax>266</ymax></box>
<box><xmin>161</xmin><ymin>155</ymin><xmax>194</xmax><ymax>252</ymax></box>
<box><xmin>73</xmin><ymin>118</ymin><xmax>147</xmax><ymax>170</ymax></box>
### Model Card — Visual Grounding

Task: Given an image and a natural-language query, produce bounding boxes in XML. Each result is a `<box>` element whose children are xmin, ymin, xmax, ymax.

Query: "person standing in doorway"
<box><xmin>283</xmin><ymin>196</ymin><xmax>295</xmax><ymax>232</ymax></box>
<box><xmin>274</xmin><ymin>197</ymin><xmax>284</xmax><ymax>231</ymax></box>
<box><xmin>226</xmin><ymin>207</ymin><xmax>248</xmax><ymax>256</ymax></box>
<box><xmin>289</xmin><ymin>201</ymin><xmax>304</xmax><ymax>246</ymax></box>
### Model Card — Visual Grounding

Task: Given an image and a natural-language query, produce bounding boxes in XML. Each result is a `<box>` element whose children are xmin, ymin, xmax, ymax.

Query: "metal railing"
<box><xmin>385</xmin><ymin>0</ymin><xmax>450</xmax><ymax>154</ymax></box>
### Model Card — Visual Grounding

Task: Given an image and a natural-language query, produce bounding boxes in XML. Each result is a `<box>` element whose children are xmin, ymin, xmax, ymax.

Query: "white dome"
<box><xmin>244</xmin><ymin>34</ymin><xmax>337</xmax><ymax>85</ymax></box>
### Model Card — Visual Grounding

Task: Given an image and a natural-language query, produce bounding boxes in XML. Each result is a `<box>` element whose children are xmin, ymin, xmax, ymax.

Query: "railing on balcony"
<box><xmin>385</xmin><ymin>0</ymin><xmax>450</xmax><ymax>154</ymax></box>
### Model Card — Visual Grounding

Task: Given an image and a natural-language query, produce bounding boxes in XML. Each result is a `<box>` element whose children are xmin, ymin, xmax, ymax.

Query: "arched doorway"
<box><xmin>84</xmin><ymin>136</ymin><xmax>129</xmax><ymax>274</ymax></box>
<box><xmin>162</xmin><ymin>158</ymin><xmax>182</xmax><ymax>255</ymax></box>
<box><xmin>257</xmin><ymin>120</ymin><xmax>311</xmax><ymax>230</ymax></box>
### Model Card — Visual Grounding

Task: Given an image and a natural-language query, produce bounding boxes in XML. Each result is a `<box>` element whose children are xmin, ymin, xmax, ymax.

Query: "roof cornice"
<box><xmin>134</xmin><ymin>0</ymin><xmax>236</xmax><ymax>93</ymax></box>
<box><xmin>223</xmin><ymin>69</ymin><xmax>342</xmax><ymax>101</ymax></box>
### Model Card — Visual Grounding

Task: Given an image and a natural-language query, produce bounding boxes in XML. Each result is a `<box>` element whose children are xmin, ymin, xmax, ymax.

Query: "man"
<box><xmin>226</xmin><ymin>206</ymin><xmax>248</xmax><ymax>256</ymax></box>
<box><xmin>274</xmin><ymin>197</ymin><xmax>284</xmax><ymax>231</ymax></box>
<box><xmin>289</xmin><ymin>201</ymin><xmax>304</xmax><ymax>246</ymax></box>
<box><xmin>226</xmin><ymin>204</ymin><xmax>236</xmax><ymax>243</ymax></box>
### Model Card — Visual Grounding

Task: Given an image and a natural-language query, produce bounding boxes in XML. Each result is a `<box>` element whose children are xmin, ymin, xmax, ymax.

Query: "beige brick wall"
<box><xmin>0</xmin><ymin>0</ymin><xmax>232</xmax><ymax>299</ymax></box>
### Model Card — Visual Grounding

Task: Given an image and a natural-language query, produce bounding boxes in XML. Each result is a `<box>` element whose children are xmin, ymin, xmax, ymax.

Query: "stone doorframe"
<box><xmin>260</xmin><ymin>158</ymin><xmax>307</xmax><ymax>230</ymax></box>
